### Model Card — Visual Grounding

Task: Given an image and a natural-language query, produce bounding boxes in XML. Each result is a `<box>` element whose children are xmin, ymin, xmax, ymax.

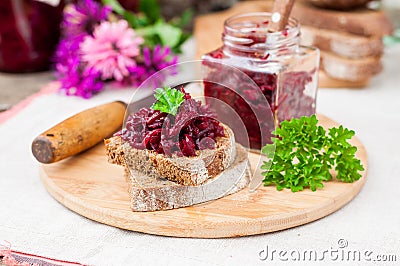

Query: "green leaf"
<box><xmin>150</xmin><ymin>87</ymin><xmax>185</xmax><ymax>116</ymax></box>
<box><xmin>261</xmin><ymin>144</ymin><xmax>275</xmax><ymax>158</ymax></box>
<box><xmin>136</xmin><ymin>21</ymin><xmax>183</xmax><ymax>49</ymax></box>
<box><xmin>102</xmin><ymin>0</ymin><xmax>141</xmax><ymax>28</ymax></box>
<box><xmin>123</xmin><ymin>11</ymin><xmax>139</xmax><ymax>28</ymax></box>
<box><xmin>261</xmin><ymin>115</ymin><xmax>364</xmax><ymax>192</ymax></box>
<box><xmin>136</xmin><ymin>26</ymin><xmax>157</xmax><ymax>37</ymax></box>
<box><xmin>171</xmin><ymin>32</ymin><xmax>192</xmax><ymax>54</ymax></box>
<box><xmin>103</xmin><ymin>0</ymin><xmax>190</xmax><ymax>53</ymax></box>
<box><xmin>139</xmin><ymin>0</ymin><xmax>161</xmax><ymax>23</ymax></box>
<box><xmin>383</xmin><ymin>28</ymin><xmax>400</xmax><ymax>47</ymax></box>
<box><xmin>102</xmin><ymin>0</ymin><xmax>125</xmax><ymax>14</ymax></box>
<box><xmin>170</xmin><ymin>9</ymin><xmax>194</xmax><ymax>28</ymax></box>
<box><xmin>154</xmin><ymin>21</ymin><xmax>182</xmax><ymax>48</ymax></box>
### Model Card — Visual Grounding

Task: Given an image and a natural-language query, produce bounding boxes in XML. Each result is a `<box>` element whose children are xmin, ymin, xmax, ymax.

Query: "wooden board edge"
<box><xmin>39</xmin><ymin>126</ymin><xmax>368</xmax><ymax>239</ymax></box>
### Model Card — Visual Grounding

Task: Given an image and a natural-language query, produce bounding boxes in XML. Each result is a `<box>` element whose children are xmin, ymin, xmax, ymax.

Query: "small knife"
<box><xmin>31</xmin><ymin>101</ymin><xmax>126</xmax><ymax>164</ymax></box>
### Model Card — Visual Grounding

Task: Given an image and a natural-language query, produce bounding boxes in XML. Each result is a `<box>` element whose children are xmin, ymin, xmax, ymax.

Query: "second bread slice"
<box><xmin>301</xmin><ymin>26</ymin><xmax>383</xmax><ymax>59</ymax></box>
<box><xmin>320</xmin><ymin>51</ymin><xmax>382</xmax><ymax>82</ymax></box>
<box><xmin>105</xmin><ymin>135</ymin><xmax>251</xmax><ymax>211</ymax></box>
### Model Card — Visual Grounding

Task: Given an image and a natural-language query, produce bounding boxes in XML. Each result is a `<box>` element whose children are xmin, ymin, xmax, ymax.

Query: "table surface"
<box><xmin>0</xmin><ymin>71</ymin><xmax>54</xmax><ymax>108</ymax></box>
<box><xmin>0</xmin><ymin>43</ymin><xmax>400</xmax><ymax>266</ymax></box>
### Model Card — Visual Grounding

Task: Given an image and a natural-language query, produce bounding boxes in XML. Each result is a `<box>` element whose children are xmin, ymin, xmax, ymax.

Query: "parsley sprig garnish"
<box><xmin>261</xmin><ymin>115</ymin><xmax>364</xmax><ymax>192</ymax></box>
<box><xmin>150</xmin><ymin>86</ymin><xmax>185</xmax><ymax>116</ymax></box>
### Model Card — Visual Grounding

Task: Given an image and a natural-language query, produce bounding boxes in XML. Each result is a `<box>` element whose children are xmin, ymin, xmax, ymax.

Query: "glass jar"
<box><xmin>202</xmin><ymin>12</ymin><xmax>319</xmax><ymax>150</ymax></box>
<box><xmin>0</xmin><ymin>0</ymin><xmax>64</xmax><ymax>73</ymax></box>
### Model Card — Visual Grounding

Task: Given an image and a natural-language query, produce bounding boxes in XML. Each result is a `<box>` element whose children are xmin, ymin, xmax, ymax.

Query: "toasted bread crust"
<box><xmin>105</xmin><ymin>134</ymin><xmax>250</xmax><ymax>212</ymax></box>
<box><xmin>301</xmin><ymin>26</ymin><xmax>383</xmax><ymax>59</ymax></box>
<box><xmin>318</xmin><ymin>70</ymin><xmax>369</xmax><ymax>88</ymax></box>
<box><xmin>293</xmin><ymin>0</ymin><xmax>393</xmax><ymax>37</ymax></box>
<box><xmin>306</xmin><ymin>0</ymin><xmax>370</xmax><ymax>10</ymax></box>
<box><xmin>320</xmin><ymin>51</ymin><xmax>382</xmax><ymax>82</ymax></box>
<box><xmin>106</xmin><ymin>124</ymin><xmax>235</xmax><ymax>186</ymax></box>
<box><xmin>126</xmin><ymin>145</ymin><xmax>250</xmax><ymax>212</ymax></box>
<box><xmin>148</xmin><ymin>125</ymin><xmax>235</xmax><ymax>186</ymax></box>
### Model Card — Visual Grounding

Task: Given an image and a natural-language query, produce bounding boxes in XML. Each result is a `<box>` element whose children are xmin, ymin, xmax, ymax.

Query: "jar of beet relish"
<box><xmin>202</xmin><ymin>12</ymin><xmax>319</xmax><ymax>150</ymax></box>
<box><xmin>0</xmin><ymin>0</ymin><xmax>64</xmax><ymax>72</ymax></box>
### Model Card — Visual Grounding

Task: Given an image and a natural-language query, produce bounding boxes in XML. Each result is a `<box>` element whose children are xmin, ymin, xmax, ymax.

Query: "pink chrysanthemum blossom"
<box><xmin>80</xmin><ymin>20</ymin><xmax>143</xmax><ymax>81</ymax></box>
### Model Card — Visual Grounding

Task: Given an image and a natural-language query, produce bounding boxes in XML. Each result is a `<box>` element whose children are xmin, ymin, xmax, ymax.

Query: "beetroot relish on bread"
<box><xmin>104</xmin><ymin>87</ymin><xmax>251</xmax><ymax>211</ymax></box>
<box><xmin>115</xmin><ymin>87</ymin><xmax>225</xmax><ymax>157</ymax></box>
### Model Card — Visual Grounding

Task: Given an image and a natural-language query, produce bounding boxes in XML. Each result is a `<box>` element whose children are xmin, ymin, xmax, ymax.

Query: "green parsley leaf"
<box><xmin>150</xmin><ymin>87</ymin><xmax>185</xmax><ymax>116</ymax></box>
<box><xmin>261</xmin><ymin>115</ymin><xmax>364</xmax><ymax>192</ymax></box>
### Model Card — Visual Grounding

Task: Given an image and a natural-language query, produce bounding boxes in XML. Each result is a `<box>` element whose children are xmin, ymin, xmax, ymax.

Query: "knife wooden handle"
<box><xmin>269</xmin><ymin>0</ymin><xmax>295</xmax><ymax>32</ymax></box>
<box><xmin>32</xmin><ymin>101</ymin><xmax>126</xmax><ymax>164</ymax></box>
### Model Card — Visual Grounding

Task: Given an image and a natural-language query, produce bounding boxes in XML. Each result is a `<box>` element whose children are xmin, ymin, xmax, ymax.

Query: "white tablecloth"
<box><xmin>1</xmin><ymin>44</ymin><xmax>400</xmax><ymax>266</ymax></box>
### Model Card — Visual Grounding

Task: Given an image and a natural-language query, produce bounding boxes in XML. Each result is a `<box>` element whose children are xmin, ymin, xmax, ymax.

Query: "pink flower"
<box><xmin>80</xmin><ymin>20</ymin><xmax>143</xmax><ymax>81</ymax></box>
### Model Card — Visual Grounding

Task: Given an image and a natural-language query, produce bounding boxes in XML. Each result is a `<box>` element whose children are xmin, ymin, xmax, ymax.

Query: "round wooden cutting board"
<box><xmin>39</xmin><ymin>114</ymin><xmax>367</xmax><ymax>238</ymax></box>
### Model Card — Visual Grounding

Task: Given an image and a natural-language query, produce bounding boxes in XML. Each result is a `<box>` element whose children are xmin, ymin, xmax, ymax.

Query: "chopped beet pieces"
<box><xmin>203</xmin><ymin>48</ymin><xmax>315</xmax><ymax>149</ymax></box>
<box><xmin>116</xmin><ymin>89</ymin><xmax>225</xmax><ymax>157</ymax></box>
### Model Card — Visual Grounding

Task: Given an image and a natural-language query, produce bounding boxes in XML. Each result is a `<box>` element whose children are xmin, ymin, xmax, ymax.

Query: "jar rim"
<box><xmin>222</xmin><ymin>12</ymin><xmax>300</xmax><ymax>57</ymax></box>
<box><xmin>224</xmin><ymin>12</ymin><xmax>300</xmax><ymax>37</ymax></box>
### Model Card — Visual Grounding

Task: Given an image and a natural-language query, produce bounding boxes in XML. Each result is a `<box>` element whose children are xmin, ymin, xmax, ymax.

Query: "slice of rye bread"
<box><xmin>105</xmin><ymin>135</ymin><xmax>251</xmax><ymax>211</ymax></box>
<box><xmin>106</xmin><ymin>124</ymin><xmax>236</xmax><ymax>186</ymax></box>
<box><xmin>292</xmin><ymin>0</ymin><xmax>393</xmax><ymax>37</ymax></box>
<box><xmin>301</xmin><ymin>26</ymin><xmax>383</xmax><ymax>59</ymax></box>
<box><xmin>320</xmin><ymin>51</ymin><xmax>382</xmax><ymax>82</ymax></box>
<box><xmin>306</xmin><ymin>0</ymin><xmax>371</xmax><ymax>10</ymax></box>
<box><xmin>146</xmin><ymin>124</ymin><xmax>236</xmax><ymax>186</ymax></box>
<box><xmin>318</xmin><ymin>70</ymin><xmax>369</xmax><ymax>88</ymax></box>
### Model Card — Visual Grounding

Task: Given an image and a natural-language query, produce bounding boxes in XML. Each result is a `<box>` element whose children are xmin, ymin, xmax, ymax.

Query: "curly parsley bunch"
<box><xmin>261</xmin><ymin>115</ymin><xmax>364</xmax><ymax>192</ymax></box>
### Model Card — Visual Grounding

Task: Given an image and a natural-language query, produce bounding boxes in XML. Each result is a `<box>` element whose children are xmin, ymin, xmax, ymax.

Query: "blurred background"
<box><xmin>1</xmin><ymin>0</ymin><xmax>399</xmax><ymax>110</ymax></box>
<box><xmin>0</xmin><ymin>0</ymin><xmax>240</xmax><ymax>110</ymax></box>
